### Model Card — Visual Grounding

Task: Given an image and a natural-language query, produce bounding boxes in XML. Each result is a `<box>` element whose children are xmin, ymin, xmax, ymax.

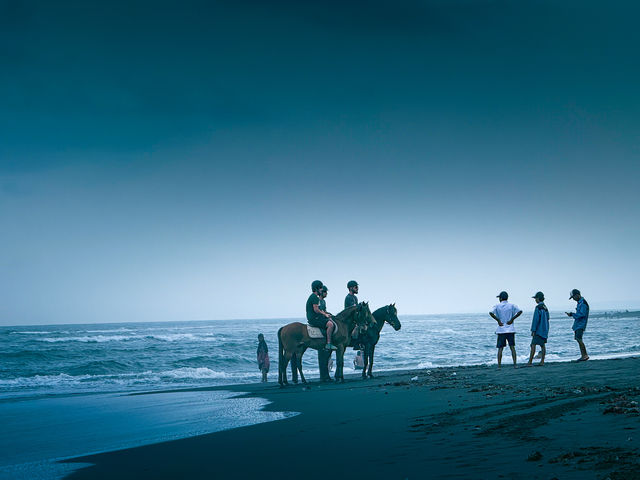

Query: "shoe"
<box><xmin>325</xmin><ymin>343</ymin><xmax>337</xmax><ymax>351</ymax></box>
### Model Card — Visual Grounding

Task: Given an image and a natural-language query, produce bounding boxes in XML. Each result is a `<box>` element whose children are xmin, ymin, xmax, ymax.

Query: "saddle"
<box><xmin>306</xmin><ymin>319</ymin><xmax>337</xmax><ymax>339</ymax></box>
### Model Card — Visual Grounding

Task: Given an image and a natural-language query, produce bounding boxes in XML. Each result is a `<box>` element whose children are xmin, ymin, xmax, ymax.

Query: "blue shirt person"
<box><xmin>527</xmin><ymin>292</ymin><xmax>549</xmax><ymax>366</ymax></box>
<box><xmin>566</xmin><ymin>289</ymin><xmax>590</xmax><ymax>362</ymax></box>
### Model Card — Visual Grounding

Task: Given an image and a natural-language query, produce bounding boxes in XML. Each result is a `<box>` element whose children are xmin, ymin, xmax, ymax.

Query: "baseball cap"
<box><xmin>532</xmin><ymin>291</ymin><xmax>545</xmax><ymax>301</ymax></box>
<box><xmin>497</xmin><ymin>291</ymin><xmax>508</xmax><ymax>301</ymax></box>
<box><xmin>569</xmin><ymin>289</ymin><xmax>581</xmax><ymax>299</ymax></box>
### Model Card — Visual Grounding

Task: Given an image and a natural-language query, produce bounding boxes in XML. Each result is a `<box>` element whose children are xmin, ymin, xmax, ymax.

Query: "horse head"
<box><xmin>355</xmin><ymin>301</ymin><xmax>374</xmax><ymax>327</ymax></box>
<box><xmin>386</xmin><ymin>303</ymin><xmax>401</xmax><ymax>331</ymax></box>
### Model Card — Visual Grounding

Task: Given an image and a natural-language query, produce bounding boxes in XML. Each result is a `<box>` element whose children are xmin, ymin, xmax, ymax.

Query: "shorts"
<box><xmin>261</xmin><ymin>366</ymin><xmax>269</xmax><ymax>374</ymax></box>
<box><xmin>308</xmin><ymin>316</ymin><xmax>328</xmax><ymax>329</ymax></box>
<box><xmin>574</xmin><ymin>328</ymin><xmax>585</xmax><ymax>341</ymax></box>
<box><xmin>496</xmin><ymin>333</ymin><xmax>515</xmax><ymax>348</ymax></box>
<box><xmin>531</xmin><ymin>334</ymin><xmax>547</xmax><ymax>346</ymax></box>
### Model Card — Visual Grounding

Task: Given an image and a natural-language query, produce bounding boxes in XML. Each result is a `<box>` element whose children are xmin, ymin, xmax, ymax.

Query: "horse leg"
<box><xmin>368</xmin><ymin>345</ymin><xmax>376</xmax><ymax>378</ymax></box>
<box><xmin>335</xmin><ymin>345</ymin><xmax>345</xmax><ymax>383</ymax></box>
<box><xmin>318</xmin><ymin>348</ymin><xmax>330</xmax><ymax>381</ymax></box>
<box><xmin>291</xmin><ymin>353</ymin><xmax>298</xmax><ymax>384</ymax></box>
<box><xmin>297</xmin><ymin>348</ymin><xmax>307</xmax><ymax>384</ymax></box>
<box><xmin>362</xmin><ymin>344</ymin><xmax>369</xmax><ymax>379</ymax></box>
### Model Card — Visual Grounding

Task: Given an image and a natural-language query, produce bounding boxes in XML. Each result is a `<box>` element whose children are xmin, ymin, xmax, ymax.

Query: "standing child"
<box><xmin>257</xmin><ymin>333</ymin><xmax>270</xmax><ymax>382</ymax></box>
<box><xmin>527</xmin><ymin>291</ymin><xmax>549</xmax><ymax>366</ymax></box>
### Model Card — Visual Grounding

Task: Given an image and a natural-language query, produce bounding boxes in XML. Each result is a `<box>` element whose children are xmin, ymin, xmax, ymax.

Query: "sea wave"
<box><xmin>37</xmin><ymin>335</ymin><xmax>136</xmax><ymax>343</ymax></box>
<box><xmin>160</xmin><ymin>367</ymin><xmax>254</xmax><ymax>380</ymax></box>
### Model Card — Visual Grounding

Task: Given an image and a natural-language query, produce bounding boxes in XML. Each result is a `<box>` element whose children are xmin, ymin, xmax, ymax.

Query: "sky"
<box><xmin>1</xmin><ymin>0</ymin><xmax>639</xmax><ymax>325</ymax></box>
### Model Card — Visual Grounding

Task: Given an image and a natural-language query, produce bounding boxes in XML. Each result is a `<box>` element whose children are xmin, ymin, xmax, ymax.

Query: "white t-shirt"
<box><xmin>491</xmin><ymin>301</ymin><xmax>521</xmax><ymax>334</ymax></box>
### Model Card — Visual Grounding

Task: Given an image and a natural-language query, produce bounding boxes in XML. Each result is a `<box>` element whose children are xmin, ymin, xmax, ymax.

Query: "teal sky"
<box><xmin>1</xmin><ymin>1</ymin><xmax>639</xmax><ymax>324</ymax></box>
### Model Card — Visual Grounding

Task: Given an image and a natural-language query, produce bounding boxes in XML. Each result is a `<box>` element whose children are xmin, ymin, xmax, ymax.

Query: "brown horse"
<box><xmin>359</xmin><ymin>304</ymin><xmax>401</xmax><ymax>379</ymax></box>
<box><xmin>278</xmin><ymin>302</ymin><xmax>373</xmax><ymax>386</ymax></box>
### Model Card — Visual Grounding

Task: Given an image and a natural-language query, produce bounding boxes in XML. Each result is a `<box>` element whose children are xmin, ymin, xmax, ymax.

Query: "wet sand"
<box><xmin>63</xmin><ymin>357</ymin><xmax>640</xmax><ymax>479</ymax></box>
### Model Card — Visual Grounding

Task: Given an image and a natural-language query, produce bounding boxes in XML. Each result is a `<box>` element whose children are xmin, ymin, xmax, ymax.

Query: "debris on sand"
<box><xmin>602</xmin><ymin>395</ymin><xmax>640</xmax><ymax>415</ymax></box>
<box><xmin>527</xmin><ymin>451</ymin><xmax>543</xmax><ymax>461</ymax></box>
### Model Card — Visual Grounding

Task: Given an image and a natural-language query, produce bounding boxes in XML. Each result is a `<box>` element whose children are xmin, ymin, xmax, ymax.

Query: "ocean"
<box><xmin>1</xmin><ymin>311</ymin><xmax>638</xmax><ymax>478</ymax></box>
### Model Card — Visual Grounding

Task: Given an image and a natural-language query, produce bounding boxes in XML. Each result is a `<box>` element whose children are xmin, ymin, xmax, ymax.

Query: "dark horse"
<box><xmin>278</xmin><ymin>302</ymin><xmax>373</xmax><ymax>386</ymax></box>
<box><xmin>359</xmin><ymin>303</ymin><xmax>401</xmax><ymax>379</ymax></box>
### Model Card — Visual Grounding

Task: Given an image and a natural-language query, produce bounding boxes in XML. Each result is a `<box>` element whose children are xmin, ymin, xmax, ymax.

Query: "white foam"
<box><xmin>160</xmin><ymin>367</ymin><xmax>255</xmax><ymax>380</ymax></box>
<box><xmin>38</xmin><ymin>335</ymin><xmax>134</xmax><ymax>343</ymax></box>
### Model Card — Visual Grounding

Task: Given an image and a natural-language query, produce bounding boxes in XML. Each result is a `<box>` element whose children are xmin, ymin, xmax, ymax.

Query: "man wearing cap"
<box><xmin>319</xmin><ymin>285</ymin><xmax>330</xmax><ymax>315</ymax></box>
<box><xmin>489</xmin><ymin>291</ymin><xmax>522</xmax><ymax>368</ymax></box>
<box><xmin>306</xmin><ymin>280</ymin><xmax>336</xmax><ymax>351</ymax></box>
<box><xmin>344</xmin><ymin>280</ymin><xmax>364</xmax><ymax>350</ymax></box>
<box><xmin>344</xmin><ymin>280</ymin><xmax>359</xmax><ymax>309</ymax></box>
<box><xmin>566</xmin><ymin>289</ymin><xmax>589</xmax><ymax>361</ymax></box>
<box><xmin>527</xmin><ymin>292</ymin><xmax>549</xmax><ymax>366</ymax></box>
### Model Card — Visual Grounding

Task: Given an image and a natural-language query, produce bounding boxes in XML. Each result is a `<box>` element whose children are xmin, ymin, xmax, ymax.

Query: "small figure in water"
<box><xmin>353</xmin><ymin>350</ymin><xmax>364</xmax><ymax>370</ymax></box>
<box><xmin>490</xmin><ymin>291</ymin><xmax>522</xmax><ymax>368</ymax></box>
<box><xmin>257</xmin><ymin>333</ymin><xmax>270</xmax><ymax>382</ymax></box>
<box><xmin>527</xmin><ymin>292</ymin><xmax>549</xmax><ymax>366</ymax></box>
<box><xmin>566</xmin><ymin>289</ymin><xmax>589</xmax><ymax>362</ymax></box>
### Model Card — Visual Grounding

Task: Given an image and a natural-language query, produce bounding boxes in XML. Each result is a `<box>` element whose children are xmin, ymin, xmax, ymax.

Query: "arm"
<box><xmin>573</xmin><ymin>302</ymin><xmax>588</xmax><ymax>322</ymax></box>
<box><xmin>531</xmin><ymin>309</ymin><xmax>540</xmax><ymax>335</ymax></box>
<box><xmin>507</xmin><ymin>310</ymin><xmax>522</xmax><ymax>325</ymax></box>
<box><xmin>313</xmin><ymin>304</ymin><xmax>331</xmax><ymax>318</ymax></box>
<box><xmin>489</xmin><ymin>312</ymin><xmax>504</xmax><ymax>326</ymax></box>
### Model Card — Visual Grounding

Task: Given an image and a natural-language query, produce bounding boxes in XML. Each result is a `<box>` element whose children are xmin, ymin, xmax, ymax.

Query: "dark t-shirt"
<box><xmin>344</xmin><ymin>293</ymin><xmax>358</xmax><ymax>309</ymax></box>
<box><xmin>306</xmin><ymin>293</ymin><xmax>321</xmax><ymax>322</ymax></box>
<box><xmin>319</xmin><ymin>299</ymin><xmax>327</xmax><ymax>312</ymax></box>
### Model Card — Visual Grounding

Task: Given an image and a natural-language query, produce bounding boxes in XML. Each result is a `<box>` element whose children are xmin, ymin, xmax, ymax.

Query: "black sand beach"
<box><xmin>64</xmin><ymin>357</ymin><xmax>640</xmax><ymax>479</ymax></box>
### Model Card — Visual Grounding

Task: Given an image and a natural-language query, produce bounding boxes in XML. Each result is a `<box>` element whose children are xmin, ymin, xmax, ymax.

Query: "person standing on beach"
<box><xmin>257</xmin><ymin>334</ymin><xmax>270</xmax><ymax>382</ymax></box>
<box><xmin>566</xmin><ymin>289</ymin><xmax>589</xmax><ymax>362</ymax></box>
<box><xmin>527</xmin><ymin>292</ymin><xmax>549</xmax><ymax>366</ymax></box>
<box><xmin>344</xmin><ymin>280</ymin><xmax>359</xmax><ymax>308</ymax></box>
<box><xmin>489</xmin><ymin>291</ymin><xmax>522</xmax><ymax>368</ymax></box>
<box><xmin>306</xmin><ymin>280</ymin><xmax>336</xmax><ymax>351</ymax></box>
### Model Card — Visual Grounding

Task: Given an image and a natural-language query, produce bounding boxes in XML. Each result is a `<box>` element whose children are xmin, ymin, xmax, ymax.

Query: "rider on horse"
<box><xmin>344</xmin><ymin>280</ymin><xmax>359</xmax><ymax>308</ymax></box>
<box><xmin>345</xmin><ymin>280</ymin><xmax>364</xmax><ymax>350</ymax></box>
<box><xmin>306</xmin><ymin>280</ymin><xmax>337</xmax><ymax>351</ymax></box>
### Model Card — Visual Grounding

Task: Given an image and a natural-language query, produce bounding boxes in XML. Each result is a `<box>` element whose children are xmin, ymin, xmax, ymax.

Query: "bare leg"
<box><xmin>497</xmin><ymin>347</ymin><xmax>503</xmax><ymax>367</ymax></box>
<box><xmin>528</xmin><ymin>344</ymin><xmax>535</xmax><ymax>365</ymax></box>
<box><xmin>509</xmin><ymin>345</ymin><xmax>517</xmax><ymax>367</ymax></box>
<box><xmin>262</xmin><ymin>368</ymin><xmax>267</xmax><ymax>382</ymax></box>
<box><xmin>539</xmin><ymin>345</ymin><xmax>546</xmax><ymax>365</ymax></box>
<box><xmin>326</xmin><ymin>321</ymin><xmax>334</xmax><ymax>345</ymax></box>
<box><xmin>577</xmin><ymin>339</ymin><xmax>589</xmax><ymax>359</ymax></box>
